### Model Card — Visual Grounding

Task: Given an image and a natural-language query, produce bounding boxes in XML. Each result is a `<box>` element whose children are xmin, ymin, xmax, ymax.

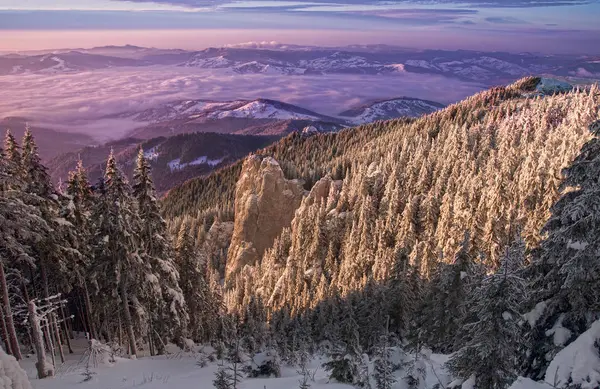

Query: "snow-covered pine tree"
<box><xmin>373</xmin><ymin>317</ymin><xmax>396</xmax><ymax>389</ymax></box>
<box><xmin>526</xmin><ymin>120</ymin><xmax>600</xmax><ymax>376</ymax></box>
<box><xmin>0</xmin><ymin>132</ymin><xmax>48</xmax><ymax>360</ymax></box>
<box><xmin>388</xmin><ymin>247</ymin><xmax>421</xmax><ymax>341</ymax></box>
<box><xmin>323</xmin><ymin>297</ymin><xmax>363</xmax><ymax>385</ymax></box>
<box><xmin>446</xmin><ymin>233</ymin><xmax>527</xmax><ymax>389</ymax></box>
<box><xmin>65</xmin><ymin>160</ymin><xmax>97</xmax><ymax>340</ymax></box>
<box><xmin>90</xmin><ymin>150</ymin><xmax>148</xmax><ymax>358</ymax></box>
<box><xmin>133</xmin><ymin>148</ymin><xmax>188</xmax><ymax>353</ymax></box>
<box><xmin>419</xmin><ymin>232</ymin><xmax>476</xmax><ymax>353</ymax></box>
<box><xmin>175</xmin><ymin>221</ymin><xmax>214</xmax><ymax>343</ymax></box>
<box><xmin>21</xmin><ymin>129</ymin><xmax>77</xmax><ymax>363</ymax></box>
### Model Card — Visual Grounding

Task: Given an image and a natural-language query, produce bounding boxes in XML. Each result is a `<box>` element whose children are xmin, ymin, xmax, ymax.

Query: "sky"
<box><xmin>0</xmin><ymin>0</ymin><xmax>599</xmax><ymax>53</ymax></box>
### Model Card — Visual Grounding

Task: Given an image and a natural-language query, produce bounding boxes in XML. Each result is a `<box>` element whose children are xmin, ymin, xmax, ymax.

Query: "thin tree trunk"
<box><xmin>76</xmin><ymin>293</ymin><xmax>89</xmax><ymax>337</ymax></box>
<box><xmin>29</xmin><ymin>301</ymin><xmax>53</xmax><ymax>379</ymax></box>
<box><xmin>83</xmin><ymin>282</ymin><xmax>97</xmax><ymax>339</ymax></box>
<box><xmin>118</xmin><ymin>312</ymin><xmax>123</xmax><ymax>347</ymax></box>
<box><xmin>0</xmin><ymin>263</ymin><xmax>21</xmax><ymax>360</ymax></box>
<box><xmin>59</xmin><ymin>302</ymin><xmax>74</xmax><ymax>353</ymax></box>
<box><xmin>119</xmin><ymin>282</ymin><xmax>137</xmax><ymax>359</ymax></box>
<box><xmin>0</xmin><ymin>305</ymin><xmax>12</xmax><ymax>355</ymax></box>
<box><xmin>43</xmin><ymin>318</ymin><xmax>56</xmax><ymax>370</ymax></box>
<box><xmin>40</xmin><ymin>263</ymin><xmax>65</xmax><ymax>364</ymax></box>
<box><xmin>52</xmin><ymin>312</ymin><xmax>65</xmax><ymax>363</ymax></box>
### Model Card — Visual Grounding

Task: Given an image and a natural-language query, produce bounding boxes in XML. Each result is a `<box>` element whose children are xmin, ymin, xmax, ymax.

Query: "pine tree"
<box><xmin>90</xmin><ymin>151</ymin><xmax>147</xmax><ymax>358</ymax></box>
<box><xmin>323</xmin><ymin>298</ymin><xmax>363</xmax><ymax>385</ymax></box>
<box><xmin>175</xmin><ymin>221</ymin><xmax>214</xmax><ymax>342</ymax></box>
<box><xmin>213</xmin><ymin>361</ymin><xmax>234</xmax><ymax>389</ymax></box>
<box><xmin>65</xmin><ymin>160</ymin><xmax>97</xmax><ymax>340</ymax></box>
<box><xmin>419</xmin><ymin>232</ymin><xmax>477</xmax><ymax>353</ymax></box>
<box><xmin>133</xmin><ymin>148</ymin><xmax>188</xmax><ymax>352</ymax></box>
<box><xmin>447</xmin><ymin>234</ymin><xmax>526</xmax><ymax>389</ymax></box>
<box><xmin>0</xmin><ymin>138</ymin><xmax>42</xmax><ymax>360</ymax></box>
<box><xmin>373</xmin><ymin>317</ymin><xmax>396</xmax><ymax>389</ymax></box>
<box><xmin>21</xmin><ymin>129</ymin><xmax>75</xmax><ymax>363</ymax></box>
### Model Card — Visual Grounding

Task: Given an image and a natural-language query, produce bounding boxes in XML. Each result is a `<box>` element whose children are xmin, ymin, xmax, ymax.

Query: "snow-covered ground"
<box><xmin>168</xmin><ymin>156</ymin><xmax>225</xmax><ymax>171</ymax></box>
<box><xmin>20</xmin><ymin>336</ymin><xmax>453</xmax><ymax>389</ymax></box>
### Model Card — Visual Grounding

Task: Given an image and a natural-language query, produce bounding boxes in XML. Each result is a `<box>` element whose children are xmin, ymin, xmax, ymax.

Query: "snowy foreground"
<box><xmin>17</xmin><ymin>336</ymin><xmax>451</xmax><ymax>389</ymax></box>
<box><xmin>12</xmin><ymin>318</ymin><xmax>600</xmax><ymax>389</ymax></box>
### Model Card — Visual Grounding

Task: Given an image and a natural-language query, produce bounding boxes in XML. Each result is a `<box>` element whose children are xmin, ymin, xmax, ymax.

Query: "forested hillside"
<box><xmin>2</xmin><ymin>77</ymin><xmax>600</xmax><ymax>389</ymax></box>
<box><xmin>162</xmin><ymin>77</ymin><xmax>600</xmax><ymax>387</ymax></box>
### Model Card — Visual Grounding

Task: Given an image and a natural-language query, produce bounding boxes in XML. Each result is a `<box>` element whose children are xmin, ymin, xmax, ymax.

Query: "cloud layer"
<box><xmin>0</xmin><ymin>66</ymin><xmax>483</xmax><ymax>141</ymax></box>
<box><xmin>120</xmin><ymin>0</ymin><xmax>596</xmax><ymax>8</ymax></box>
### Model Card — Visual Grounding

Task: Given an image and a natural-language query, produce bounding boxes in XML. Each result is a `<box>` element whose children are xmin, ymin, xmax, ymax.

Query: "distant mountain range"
<box><xmin>48</xmin><ymin>132</ymin><xmax>278</xmax><ymax>194</ymax></box>
<box><xmin>2</xmin><ymin>45</ymin><xmax>599</xmax><ymax>84</ymax></box>
<box><xmin>42</xmin><ymin>95</ymin><xmax>444</xmax><ymax>192</ymax></box>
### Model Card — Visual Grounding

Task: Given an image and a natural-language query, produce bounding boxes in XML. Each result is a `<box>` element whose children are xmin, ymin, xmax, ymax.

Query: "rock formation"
<box><xmin>226</xmin><ymin>156</ymin><xmax>305</xmax><ymax>283</ymax></box>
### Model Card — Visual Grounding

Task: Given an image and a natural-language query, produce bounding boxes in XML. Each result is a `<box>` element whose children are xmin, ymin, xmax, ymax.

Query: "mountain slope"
<box><xmin>49</xmin><ymin>132</ymin><xmax>278</xmax><ymax>193</ymax></box>
<box><xmin>162</xmin><ymin>78</ymin><xmax>600</xmax><ymax>309</ymax></box>
<box><xmin>339</xmin><ymin>97</ymin><xmax>445</xmax><ymax>124</ymax></box>
<box><xmin>107</xmin><ymin>98</ymin><xmax>349</xmax><ymax>139</ymax></box>
<box><xmin>0</xmin><ymin>117</ymin><xmax>94</xmax><ymax>160</ymax></box>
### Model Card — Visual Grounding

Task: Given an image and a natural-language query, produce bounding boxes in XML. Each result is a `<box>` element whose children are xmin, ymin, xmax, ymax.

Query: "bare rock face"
<box><xmin>226</xmin><ymin>155</ymin><xmax>305</xmax><ymax>283</ymax></box>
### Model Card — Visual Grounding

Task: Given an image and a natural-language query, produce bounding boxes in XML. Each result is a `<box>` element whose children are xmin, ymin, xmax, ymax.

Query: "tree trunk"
<box><xmin>52</xmin><ymin>312</ymin><xmax>65</xmax><ymax>363</ymax></box>
<box><xmin>0</xmin><ymin>263</ymin><xmax>21</xmax><ymax>360</ymax></box>
<box><xmin>119</xmin><ymin>282</ymin><xmax>137</xmax><ymax>359</ymax></box>
<box><xmin>0</xmin><ymin>305</ymin><xmax>12</xmax><ymax>355</ymax></box>
<box><xmin>29</xmin><ymin>301</ymin><xmax>54</xmax><ymax>379</ymax></box>
<box><xmin>43</xmin><ymin>317</ymin><xmax>56</xmax><ymax>370</ymax></box>
<box><xmin>59</xmin><ymin>302</ymin><xmax>74</xmax><ymax>353</ymax></box>
<box><xmin>40</xmin><ymin>263</ymin><xmax>65</xmax><ymax>364</ymax></box>
<box><xmin>83</xmin><ymin>282</ymin><xmax>97</xmax><ymax>340</ymax></box>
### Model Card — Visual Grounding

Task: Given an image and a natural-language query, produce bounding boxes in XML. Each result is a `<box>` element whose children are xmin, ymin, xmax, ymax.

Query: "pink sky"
<box><xmin>2</xmin><ymin>28</ymin><xmax>599</xmax><ymax>54</ymax></box>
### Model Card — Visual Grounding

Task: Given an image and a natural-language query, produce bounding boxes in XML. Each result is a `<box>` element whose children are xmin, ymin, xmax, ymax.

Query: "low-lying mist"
<box><xmin>0</xmin><ymin>66</ymin><xmax>484</xmax><ymax>142</ymax></box>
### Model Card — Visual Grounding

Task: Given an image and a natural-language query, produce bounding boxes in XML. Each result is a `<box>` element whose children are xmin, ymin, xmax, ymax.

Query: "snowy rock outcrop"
<box><xmin>226</xmin><ymin>156</ymin><xmax>305</xmax><ymax>282</ymax></box>
<box><xmin>0</xmin><ymin>347</ymin><xmax>31</xmax><ymax>389</ymax></box>
<box><xmin>536</xmin><ymin>78</ymin><xmax>573</xmax><ymax>95</ymax></box>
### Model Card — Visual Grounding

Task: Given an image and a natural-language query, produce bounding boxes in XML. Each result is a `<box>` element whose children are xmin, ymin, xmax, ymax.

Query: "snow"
<box><xmin>182</xmin><ymin>55</ymin><xmax>233</xmax><ymax>68</ymax></box>
<box><xmin>23</xmin><ymin>339</ymin><xmax>453</xmax><ymax>389</ymax></box>
<box><xmin>347</xmin><ymin>98</ymin><xmax>442</xmax><ymax>124</ymax></box>
<box><xmin>509</xmin><ymin>377</ymin><xmax>553</xmax><ymax>389</ymax></box>
<box><xmin>544</xmin><ymin>319</ymin><xmax>600</xmax><ymax>388</ymax></box>
<box><xmin>168</xmin><ymin>156</ymin><xmax>225</xmax><ymax>171</ymax></box>
<box><xmin>207</xmin><ymin>100</ymin><xmax>320</xmax><ymax>120</ymax></box>
<box><xmin>524</xmin><ymin>301</ymin><xmax>547</xmax><ymax>327</ymax></box>
<box><xmin>143</xmin><ymin>146</ymin><xmax>160</xmax><ymax>161</ymax></box>
<box><xmin>0</xmin><ymin>346</ymin><xmax>31</xmax><ymax>389</ymax></box>
<box><xmin>502</xmin><ymin>311</ymin><xmax>513</xmax><ymax>321</ymax></box>
<box><xmin>545</xmin><ymin>315</ymin><xmax>572</xmax><ymax>347</ymax></box>
<box><xmin>536</xmin><ymin>78</ymin><xmax>573</xmax><ymax>95</ymax></box>
<box><xmin>567</xmin><ymin>240</ymin><xmax>588</xmax><ymax>250</ymax></box>
<box><xmin>39</xmin><ymin>56</ymin><xmax>74</xmax><ymax>74</ymax></box>
<box><xmin>385</xmin><ymin>64</ymin><xmax>406</xmax><ymax>72</ymax></box>
<box><xmin>461</xmin><ymin>375</ymin><xmax>476</xmax><ymax>389</ymax></box>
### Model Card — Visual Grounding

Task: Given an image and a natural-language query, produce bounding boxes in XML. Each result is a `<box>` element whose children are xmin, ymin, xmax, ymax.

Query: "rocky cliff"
<box><xmin>225</xmin><ymin>155</ymin><xmax>305</xmax><ymax>283</ymax></box>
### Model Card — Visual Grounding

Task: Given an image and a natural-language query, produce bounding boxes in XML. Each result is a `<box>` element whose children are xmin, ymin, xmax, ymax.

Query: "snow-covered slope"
<box><xmin>339</xmin><ymin>97</ymin><xmax>445</xmax><ymax>124</ymax></box>
<box><xmin>111</xmin><ymin>98</ymin><xmax>347</xmax><ymax>126</ymax></box>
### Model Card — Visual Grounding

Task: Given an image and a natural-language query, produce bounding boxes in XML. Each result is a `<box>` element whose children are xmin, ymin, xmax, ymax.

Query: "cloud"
<box><xmin>0</xmin><ymin>66</ymin><xmax>483</xmax><ymax>141</ymax></box>
<box><xmin>118</xmin><ymin>0</ymin><xmax>597</xmax><ymax>9</ymax></box>
<box><xmin>354</xmin><ymin>8</ymin><xmax>478</xmax><ymax>24</ymax></box>
<box><xmin>485</xmin><ymin>16</ymin><xmax>527</xmax><ymax>24</ymax></box>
